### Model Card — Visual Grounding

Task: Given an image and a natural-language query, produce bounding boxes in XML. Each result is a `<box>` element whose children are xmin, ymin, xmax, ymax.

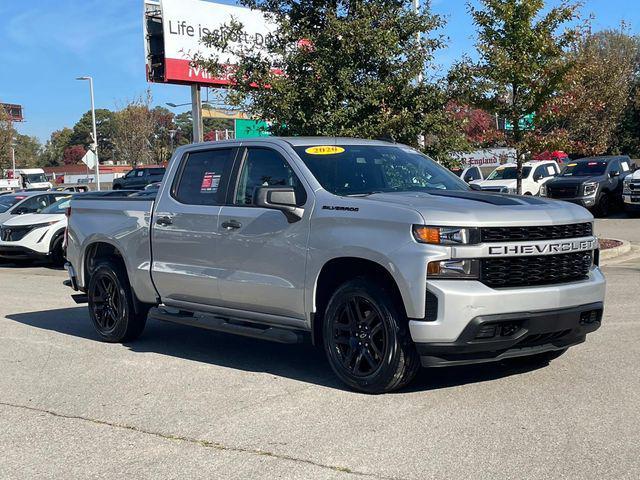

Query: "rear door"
<box><xmin>215</xmin><ymin>145</ymin><xmax>311</xmax><ymax>321</ymax></box>
<box><xmin>151</xmin><ymin>147</ymin><xmax>238</xmax><ymax>307</ymax></box>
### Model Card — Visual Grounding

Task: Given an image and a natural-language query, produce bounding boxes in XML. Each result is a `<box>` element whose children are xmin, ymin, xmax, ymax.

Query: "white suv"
<box><xmin>473</xmin><ymin>161</ymin><xmax>560</xmax><ymax>195</ymax></box>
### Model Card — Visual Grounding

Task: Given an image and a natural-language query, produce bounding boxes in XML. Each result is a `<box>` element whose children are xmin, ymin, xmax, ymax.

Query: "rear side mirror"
<box><xmin>255</xmin><ymin>187</ymin><xmax>304</xmax><ymax>222</ymax></box>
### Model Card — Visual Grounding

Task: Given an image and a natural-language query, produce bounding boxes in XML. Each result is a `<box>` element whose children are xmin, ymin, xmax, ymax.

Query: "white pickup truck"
<box><xmin>65</xmin><ymin>138</ymin><xmax>605</xmax><ymax>393</ymax></box>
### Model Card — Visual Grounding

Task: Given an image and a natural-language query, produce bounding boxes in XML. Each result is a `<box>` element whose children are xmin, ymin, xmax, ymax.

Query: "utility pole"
<box><xmin>191</xmin><ymin>84</ymin><xmax>204</xmax><ymax>143</ymax></box>
<box><xmin>76</xmin><ymin>76</ymin><xmax>101</xmax><ymax>190</ymax></box>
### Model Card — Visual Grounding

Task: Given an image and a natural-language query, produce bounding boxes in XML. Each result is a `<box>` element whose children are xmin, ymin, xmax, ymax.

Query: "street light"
<box><xmin>76</xmin><ymin>76</ymin><xmax>101</xmax><ymax>190</ymax></box>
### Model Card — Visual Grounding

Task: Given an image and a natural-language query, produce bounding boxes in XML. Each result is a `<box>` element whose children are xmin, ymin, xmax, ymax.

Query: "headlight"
<box><xmin>623</xmin><ymin>178</ymin><xmax>632</xmax><ymax>194</ymax></box>
<box><xmin>427</xmin><ymin>259</ymin><xmax>480</xmax><ymax>279</ymax></box>
<box><xmin>539</xmin><ymin>183</ymin><xmax>548</xmax><ymax>196</ymax></box>
<box><xmin>413</xmin><ymin>225</ymin><xmax>479</xmax><ymax>245</ymax></box>
<box><xmin>583</xmin><ymin>182</ymin><xmax>598</xmax><ymax>196</ymax></box>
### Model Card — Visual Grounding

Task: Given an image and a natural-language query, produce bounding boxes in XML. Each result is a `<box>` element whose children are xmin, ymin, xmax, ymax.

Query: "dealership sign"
<box><xmin>144</xmin><ymin>0</ymin><xmax>276</xmax><ymax>86</ymax></box>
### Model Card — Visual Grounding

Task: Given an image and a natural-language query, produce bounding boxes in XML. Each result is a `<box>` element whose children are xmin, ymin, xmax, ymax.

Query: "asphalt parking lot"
<box><xmin>1</xmin><ymin>217</ymin><xmax>639</xmax><ymax>480</ymax></box>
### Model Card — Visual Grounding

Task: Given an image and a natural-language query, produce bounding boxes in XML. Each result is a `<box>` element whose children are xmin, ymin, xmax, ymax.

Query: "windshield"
<box><xmin>25</xmin><ymin>173</ymin><xmax>48</xmax><ymax>183</ymax></box>
<box><xmin>39</xmin><ymin>196</ymin><xmax>72</xmax><ymax>214</ymax></box>
<box><xmin>293</xmin><ymin>145</ymin><xmax>468</xmax><ymax>196</ymax></box>
<box><xmin>560</xmin><ymin>161</ymin><xmax>607</xmax><ymax>177</ymax></box>
<box><xmin>486</xmin><ymin>166</ymin><xmax>532</xmax><ymax>180</ymax></box>
<box><xmin>0</xmin><ymin>195</ymin><xmax>23</xmax><ymax>213</ymax></box>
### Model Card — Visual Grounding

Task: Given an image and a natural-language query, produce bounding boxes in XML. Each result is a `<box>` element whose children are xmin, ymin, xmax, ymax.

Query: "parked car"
<box><xmin>50</xmin><ymin>185</ymin><xmax>90</xmax><ymax>193</ymax></box>
<box><xmin>474</xmin><ymin>160</ymin><xmax>560</xmax><ymax>195</ymax></box>
<box><xmin>450</xmin><ymin>165</ymin><xmax>484</xmax><ymax>183</ymax></box>
<box><xmin>622</xmin><ymin>167</ymin><xmax>640</xmax><ymax>214</ymax></box>
<box><xmin>0</xmin><ymin>191</ymin><xmax>70</xmax><ymax>225</ymax></box>
<box><xmin>540</xmin><ymin>156</ymin><xmax>632</xmax><ymax>216</ymax></box>
<box><xmin>65</xmin><ymin>138</ymin><xmax>604</xmax><ymax>394</ymax></box>
<box><xmin>0</xmin><ymin>190</ymin><xmax>140</xmax><ymax>265</ymax></box>
<box><xmin>112</xmin><ymin>167</ymin><xmax>165</xmax><ymax>190</ymax></box>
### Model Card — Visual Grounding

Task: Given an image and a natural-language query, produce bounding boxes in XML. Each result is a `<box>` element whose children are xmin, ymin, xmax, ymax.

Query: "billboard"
<box><xmin>455</xmin><ymin>148</ymin><xmax>517</xmax><ymax>168</ymax></box>
<box><xmin>145</xmin><ymin>0</ymin><xmax>276</xmax><ymax>86</ymax></box>
<box><xmin>1</xmin><ymin>103</ymin><xmax>23</xmax><ymax>122</ymax></box>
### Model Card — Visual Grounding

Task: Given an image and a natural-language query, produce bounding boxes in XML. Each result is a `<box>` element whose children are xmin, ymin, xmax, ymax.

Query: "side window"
<box><xmin>136</xmin><ymin>170</ymin><xmax>145</xmax><ymax>177</ymax></box>
<box><xmin>235</xmin><ymin>148</ymin><xmax>307</xmax><ymax>207</ymax></box>
<box><xmin>124</xmin><ymin>170</ymin><xmax>135</xmax><ymax>178</ymax></box>
<box><xmin>18</xmin><ymin>196</ymin><xmax>49</xmax><ymax>213</ymax></box>
<box><xmin>534</xmin><ymin>165</ymin><xmax>547</xmax><ymax>179</ymax></box>
<box><xmin>467</xmin><ymin>167</ymin><xmax>481</xmax><ymax>181</ymax></box>
<box><xmin>173</xmin><ymin>149</ymin><xmax>235</xmax><ymax>205</ymax></box>
<box><xmin>609</xmin><ymin>160</ymin><xmax>620</xmax><ymax>174</ymax></box>
<box><xmin>621</xmin><ymin>161</ymin><xmax>630</xmax><ymax>172</ymax></box>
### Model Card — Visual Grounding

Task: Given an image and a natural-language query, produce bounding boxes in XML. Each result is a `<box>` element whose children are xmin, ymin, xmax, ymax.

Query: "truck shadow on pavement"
<box><xmin>7</xmin><ymin>306</ymin><xmax>549</xmax><ymax>394</ymax></box>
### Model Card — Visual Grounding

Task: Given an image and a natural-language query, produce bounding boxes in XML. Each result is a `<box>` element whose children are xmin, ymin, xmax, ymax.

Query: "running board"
<box><xmin>148</xmin><ymin>307</ymin><xmax>305</xmax><ymax>344</ymax></box>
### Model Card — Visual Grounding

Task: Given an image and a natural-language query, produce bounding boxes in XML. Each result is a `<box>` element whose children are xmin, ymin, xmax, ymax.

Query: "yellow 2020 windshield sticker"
<box><xmin>305</xmin><ymin>146</ymin><xmax>346</xmax><ymax>155</ymax></box>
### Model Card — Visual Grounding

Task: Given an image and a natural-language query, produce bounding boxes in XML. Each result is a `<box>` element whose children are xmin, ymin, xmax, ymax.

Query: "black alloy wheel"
<box><xmin>87</xmin><ymin>260</ymin><xmax>149</xmax><ymax>342</ymax></box>
<box><xmin>323</xmin><ymin>278</ymin><xmax>420</xmax><ymax>394</ymax></box>
<box><xmin>331</xmin><ymin>296</ymin><xmax>387</xmax><ymax>377</ymax></box>
<box><xmin>90</xmin><ymin>273</ymin><xmax>124</xmax><ymax>335</ymax></box>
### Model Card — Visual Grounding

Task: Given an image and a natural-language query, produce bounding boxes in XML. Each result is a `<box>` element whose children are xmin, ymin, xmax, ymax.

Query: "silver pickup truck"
<box><xmin>65</xmin><ymin>138</ymin><xmax>605</xmax><ymax>393</ymax></box>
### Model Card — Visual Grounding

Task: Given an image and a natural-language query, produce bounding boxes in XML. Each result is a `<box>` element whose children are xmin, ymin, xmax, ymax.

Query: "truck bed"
<box><xmin>66</xmin><ymin>196</ymin><xmax>157</xmax><ymax>303</ymax></box>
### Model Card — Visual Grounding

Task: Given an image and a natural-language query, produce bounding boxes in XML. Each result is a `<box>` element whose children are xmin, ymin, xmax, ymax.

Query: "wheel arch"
<box><xmin>311</xmin><ymin>256</ymin><xmax>407</xmax><ymax>346</ymax></box>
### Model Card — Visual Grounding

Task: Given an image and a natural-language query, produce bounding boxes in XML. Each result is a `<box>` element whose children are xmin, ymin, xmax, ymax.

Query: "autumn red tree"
<box><xmin>63</xmin><ymin>145</ymin><xmax>86</xmax><ymax>165</ymax></box>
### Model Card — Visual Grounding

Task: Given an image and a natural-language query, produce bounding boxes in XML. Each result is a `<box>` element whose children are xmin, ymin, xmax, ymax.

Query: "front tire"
<box><xmin>323</xmin><ymin>278</ymin><xmax>419</xmax><ymax>394</ymax></box>
<box><xmin>49</xmin><ymin>234</ymin><xmax>65</xmax><ymax>267</ymax></box>
<box><xmin>595</xmin><ymin>192</ymin><xmax>611</xmax><ymax>217</ymax></box>
<box><xmin>87</xmin><ymin>260</ymin><xmax>149</xmax><ymax>342</ymax></box>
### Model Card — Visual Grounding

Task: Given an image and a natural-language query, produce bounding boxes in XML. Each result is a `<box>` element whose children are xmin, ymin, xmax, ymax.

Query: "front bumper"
<box><xmin>623</xmin><ymin>194</ymin><xmax>640</xmax><ymax>209</ymax></box>
<box><xmin>416</xmin><ymin>302</ymin><xmax>602</xmax><ymax>367</ymax></box>
<box><xmin>0</xmin><ymin>245</ymin><xmax>49</xmax><ymax>260</ymax></box>
<box><xmin>549</xmin><ymin>195</ymin><xmax>597</xmax><ymax>208</ymax></box>
<box><xmin>409</xmin><ymin>267</ymin><xmax>605</xmax><ymax>364</ymax></box>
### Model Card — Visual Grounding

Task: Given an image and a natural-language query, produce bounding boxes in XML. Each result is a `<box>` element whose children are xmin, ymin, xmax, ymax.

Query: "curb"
<box><xmin>599</xmin><ymin>239</ymin><xmax>632</xmax><ymax>263</ymax></box>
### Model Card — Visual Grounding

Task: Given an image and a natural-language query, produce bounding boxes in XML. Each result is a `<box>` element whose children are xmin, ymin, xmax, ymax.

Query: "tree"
<box><xmin>39</xmin><ymin>127</ymin><xmax>74</xmax><ymax>167</ymax></box>
<box><xmin>194</xmin><ymin>0</ymin><xmax>469</xmax><ymax>162</ymax></box>
<box><xmin>112</xmin><ymin>93</ymin><xmax>157</xmax><ymax>166</ymax></box>
<box><xmin>531</xmin><ymin>28</ymin><xmax>640</xmax><ymax>157</ymax></box>
<box><xmin>0</xmin><ymin>107</ymin><xmax>15</xmax><ymax>171</ymax></box>
<box><xmin>13</xmin><ymin>134</ymin><xmax>42</xmax><ymax>167</ymax></box>
<box><xmin>63</xmin><ymin>145</ymin><xmax>87</xmax><ymax>165</ymax></box>
<box><xmin>451</xmin><ymin>0</ymin><xmax>579</xmax><ymax>192</ymax></box>
<box><xmin>71</xmin><ymin>109</ymin><xmax>116</xmax><ymax>163</ymax></box>
<box><xmin>613</xmin><ymin>78</ymin><xmax>640</xmax><ymax>157</ymax></box>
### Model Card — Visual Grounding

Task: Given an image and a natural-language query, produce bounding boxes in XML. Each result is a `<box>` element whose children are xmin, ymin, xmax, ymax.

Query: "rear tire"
<box><xmin>87</xmin><ymin>259</ymin><xmax>149</xmax><ymax>343</ymax></box>
<box><xmin>322</xmin><ymin>278</ymin><xmax>419</xmax><ymax>394</ymax></box>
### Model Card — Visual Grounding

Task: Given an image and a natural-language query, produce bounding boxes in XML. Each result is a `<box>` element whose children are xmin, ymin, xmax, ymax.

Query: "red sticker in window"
<box><xmin>201</xmin><ymin>172</ymin><xmax>221</xmax><ymax>192</ymax></box>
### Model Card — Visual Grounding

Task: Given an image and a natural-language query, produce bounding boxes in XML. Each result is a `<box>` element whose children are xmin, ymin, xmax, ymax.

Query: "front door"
<box><xmin>151</xmin><ymin>147</ymin><xmax>237</xmax><ymax>307</ymax></box>
<box><xmin>216</xmin><ymin>146</ymin><xmax>311</xmax><ymax>321</ymax></box>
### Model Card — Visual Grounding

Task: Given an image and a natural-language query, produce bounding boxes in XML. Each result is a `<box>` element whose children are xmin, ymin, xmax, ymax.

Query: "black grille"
<box><xmin>547</xmin><ymin>184</ymin><xmax>580</xmax><ymax>198</ymax></box>
<box><xmin>0</xmin><ymin>225</ymin><xmax>37</xmax><ymax>242</ymax></box>
<box><xmin>481</xmin><ymin>222</ymin><xmax>592</xmax><ymax>243</ymax></box>
<box><xmin>481</xmin><ymin>251</ymin><xmax>593</xmax><ymax>288</ymax></box>
<box><xmin>425</xmin><ymin>290</ymin><xmax>438</xmax><ymax>321</ymax></box>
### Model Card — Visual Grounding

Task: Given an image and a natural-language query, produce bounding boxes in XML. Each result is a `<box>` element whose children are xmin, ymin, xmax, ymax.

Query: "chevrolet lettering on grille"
<box><xmin>488</xmin><ymin>239</ymin><xmax>596</xmax><ymax>256</ymax></box>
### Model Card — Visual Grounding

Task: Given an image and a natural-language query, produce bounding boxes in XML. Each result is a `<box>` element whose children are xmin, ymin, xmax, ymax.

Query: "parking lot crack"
<box><xmin>0</xmin><ymin>401</ymin><xmax>405</xmax><ymax>480</ymax></box>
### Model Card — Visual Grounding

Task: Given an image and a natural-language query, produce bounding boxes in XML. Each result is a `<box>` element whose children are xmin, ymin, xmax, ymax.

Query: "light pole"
<box><xmin>76</xmin><ymin>76</ymin><xmax>101</xmax><ymax>190</ymax></box>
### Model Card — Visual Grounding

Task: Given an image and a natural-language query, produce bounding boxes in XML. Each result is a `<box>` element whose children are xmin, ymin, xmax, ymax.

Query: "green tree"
<box><xmin>13</xmin><ymin>134</ymin><xmax>43</xmax><ymax>168</ymax></box>
<box><xmin>530</xmin><ymin>28</ymin><xmax>640</xmax><ymax>157</ymax></box>
<box><xmin>194</xmin><ymin>0</ymin><xmax>468</xmax><ymax>162</ymax></box>
<box><xmin>451</xmin><ymin>0</ymin><xmax>579</xmax><ymax>192</ymax></box>
<box><xmin>0</xmin><ymin>107</ymin><xmax>15</xmax><ymax>171</ymax></box>
<box><xmin>71</xmin><ymin>109</ymin><xmax>116</xmax><ymax>163</ymax></box>
<box><xmin>39</xmin><ymin>127</ymin><xmax>74</xmax><ymax>167</ymax></box>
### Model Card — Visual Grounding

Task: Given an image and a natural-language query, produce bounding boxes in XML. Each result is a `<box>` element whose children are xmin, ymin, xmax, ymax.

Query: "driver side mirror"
<box><xmin>533</xmin><ymin>173</ymin><xmax>543</xmax><ymax>182</ymax></box>
<box><xmin>254</xmin><ymin>187</ymin><xmax>304</xmax><ymax>222</ymax></box>
<box><xmin>609</xmin><ymin>170</ymin><xmax>620</xmax><ymax>178</ymax></box>
<box><xmin>469</xmin><ymin>183</ymin><xmax>483</xmax><ymax>191</ymax></box>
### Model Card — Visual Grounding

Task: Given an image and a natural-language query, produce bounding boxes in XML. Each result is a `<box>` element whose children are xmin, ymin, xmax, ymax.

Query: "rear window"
<box><xmin>173</xmin><ymin>149</ymin><xmax>235</xmax><ymax>205</ymax></box>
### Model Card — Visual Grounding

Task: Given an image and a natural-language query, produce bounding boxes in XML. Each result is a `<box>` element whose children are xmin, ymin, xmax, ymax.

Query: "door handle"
<box><xmin>156</xmin><ymin>216</ymin><xmax>173</xmax><ymax>226</ymax></box>
<box><xmin>221</xmin><ymin>220</ymin><xmax>242</xmax><ymax>230</ymax></box>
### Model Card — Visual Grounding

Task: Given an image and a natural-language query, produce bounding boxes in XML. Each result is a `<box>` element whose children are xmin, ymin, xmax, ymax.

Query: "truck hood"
<box><xmin>474</xmin><ymin>179</ymin><xmax>517</xmax><ymax>189</ymax></box>
<box><xmin>361</xmin><ymin>190</ymin><xmax>593</xmax><ymax>227</ymax></box>
<box><xmin>547</xmin><ymin>175</ymin><xmax>605</xmax><ymax>187</ymax></box>
<box><xmin>2</xmin><ymin>213</ymin><xmax>65</xmax><ymax>227</ymax></box>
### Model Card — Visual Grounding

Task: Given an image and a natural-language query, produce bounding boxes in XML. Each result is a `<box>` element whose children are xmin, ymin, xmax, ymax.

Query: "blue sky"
<box><xmin>1</xmin><ymin>0</ymin><xmax>638</xmax><ymax>142</ymax></box>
